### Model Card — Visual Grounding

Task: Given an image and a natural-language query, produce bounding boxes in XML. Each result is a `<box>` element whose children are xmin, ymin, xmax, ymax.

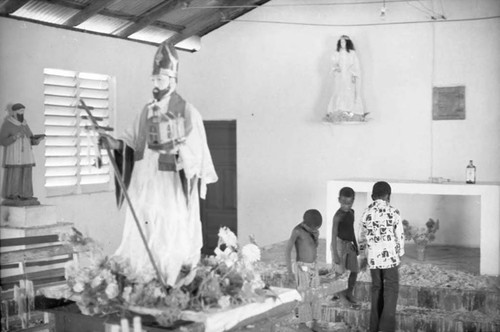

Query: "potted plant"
<box><xmin>402</xmin><ymin>218</ymin><xmax>440</xmax><ymax>261</ymax></box>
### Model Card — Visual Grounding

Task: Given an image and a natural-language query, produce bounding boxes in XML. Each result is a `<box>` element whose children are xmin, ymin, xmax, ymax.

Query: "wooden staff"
<box><xmin>78</xmin><ymin>99</ymin><xmax>168</xmax><ymax>292</ymax></box>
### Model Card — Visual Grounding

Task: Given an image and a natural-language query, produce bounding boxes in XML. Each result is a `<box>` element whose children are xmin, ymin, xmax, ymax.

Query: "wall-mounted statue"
<box><xmin>0</xmin><ymin>103</ymin><xmax>45</xmax><ymax>206</ymax></box>
<box><xmin>324</xmin><ymin>35</ymin><xmax>368</xmax><ymax>123</ymax></box>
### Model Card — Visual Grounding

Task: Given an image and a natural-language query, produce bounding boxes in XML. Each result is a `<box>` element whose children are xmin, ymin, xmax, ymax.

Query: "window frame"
<box><xmin>43</xmin><ymin>68</ymin><xmax>116</xmax><ymax>197</ymax></box>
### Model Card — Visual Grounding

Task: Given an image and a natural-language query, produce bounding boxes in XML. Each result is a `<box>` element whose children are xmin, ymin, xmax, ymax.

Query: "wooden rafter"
<box><xmin>0</xmin><ymin>0</ymin><xmax>269</xmax><ymax>47</ymax></box>
<box><xmin>0</xmin><ymin>0</ymin><xmax>30</xmax><ymax>15</ymax></box>
<box><xmin>167</xmin><ymin>0</ymin><xmax>251</xmax><ymax>45</ymax></box>
<box><xmin>63</xmin><ymin>0</ymin><xmax>118</xmax><ymax>27</ymax></box>
<box><xmin>115</xmin><ymin>0</ymin><xmax>183</xmax><ymax>38</ymax></box>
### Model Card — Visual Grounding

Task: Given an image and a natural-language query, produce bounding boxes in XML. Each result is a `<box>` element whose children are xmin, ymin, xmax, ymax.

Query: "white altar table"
<box><xmin>326</xmin><ymin>179</ymin><xmax>500</xmax><ymax>276</ymax></box>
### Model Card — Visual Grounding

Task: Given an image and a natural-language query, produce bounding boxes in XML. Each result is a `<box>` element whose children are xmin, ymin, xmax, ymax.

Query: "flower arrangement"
<box><xmin>323</xmin><ymin>111</ymin><xmax>370</xmax><ymax>123</ymax></box>
<box><xmin>402</xmin><ymin>218</ymin><xmax>440</xmax><ymax>247</ymax></box>
<box><xmin>62</xmin><ymin>227</ymin><xmax>268</xmax><ymax>326</ymax></box>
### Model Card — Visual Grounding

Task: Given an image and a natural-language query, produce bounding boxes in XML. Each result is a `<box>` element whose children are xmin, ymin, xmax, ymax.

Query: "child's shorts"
<box><xmin>334</xmin><ymin>238</ymin><xmax>359</xmax><ymax>274</ymax></box>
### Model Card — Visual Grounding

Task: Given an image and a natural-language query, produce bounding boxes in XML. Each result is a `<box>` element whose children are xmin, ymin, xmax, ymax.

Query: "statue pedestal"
<box><xmin>0</xmin><ymin>222</ymin><xmax>74</xmax><ymax>279</ymax></box>
<box><xmin>0</xmin><ymin>205</ymin><xmax>57</xmax><ymax>228</ymax></box>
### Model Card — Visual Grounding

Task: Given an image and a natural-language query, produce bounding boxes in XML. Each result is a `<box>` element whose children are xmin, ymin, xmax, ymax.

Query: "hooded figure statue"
<box><xmin>0</xmin><ymin>103</ymin><xmax>45</xmax><ymax>206</ymax></box>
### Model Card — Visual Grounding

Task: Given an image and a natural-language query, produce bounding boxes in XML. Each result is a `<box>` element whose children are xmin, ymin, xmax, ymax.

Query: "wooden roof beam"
<box><xmin>63</xmin><ymin>0</ymin><xmax>119</xmax><ymax>27</ymax></box>
<box><xmin>0</xmin><ymin>0</ymin><xmax>30</xmax><ymax>15</ymax></box>
<box><xmin>115</xmin><ymin>0</ymin><xmax>183</xmax><ymax>38</ymax></box>
<box><xmin>167</xmin><ymin>0</ymin><xmax>252</xmax><ymax>45</ymax></box>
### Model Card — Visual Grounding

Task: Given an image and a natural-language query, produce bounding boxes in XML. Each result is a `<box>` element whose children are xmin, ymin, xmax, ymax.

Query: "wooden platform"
<box><xmin>256</xmin><ymin>240</ymin><xmax>500</xmax><ymax>331</ymax></box>
<box><xmin>40</xmin><ymin>287</ymin><xmax>302</xmax><ymax>332</ymax></box>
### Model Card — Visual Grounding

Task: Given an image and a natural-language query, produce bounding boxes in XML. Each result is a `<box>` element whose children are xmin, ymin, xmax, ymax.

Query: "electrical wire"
<box><xmin>406</xmin><ymin>0</ymin><xmax>445</xmax><ymax>20</ymax></box>
<box><xmin>225</xmin><ymin>15</ymin><xmax>499</xmax><ymax>27</ymax></box>
<box><xmin>438</xmin><ymin>0</ymin><xmax>447</xmax><ymax>19</ymax></box>
<box><xmin>416</xmin><ymin>0</ymin><xmax>439</xmax><ymax>16</ymax></box>
<box><xmin>184</xmin><ymin>0</ymin><xmax>432</xmax><ymax>9</ymax></box>
<box><xmin>406</xmin><ymin>1</ymin><xmax>437</xmax><ymax>18</ymax></box>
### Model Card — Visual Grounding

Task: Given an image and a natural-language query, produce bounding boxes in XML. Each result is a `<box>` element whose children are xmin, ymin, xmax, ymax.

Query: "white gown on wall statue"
<box><xmin>327</xmin><ymin>48</ymin><xmax>364</xmax><ymax>116</ymax></box>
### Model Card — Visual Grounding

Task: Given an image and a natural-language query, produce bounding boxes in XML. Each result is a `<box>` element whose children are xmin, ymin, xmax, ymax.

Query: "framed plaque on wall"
<box><xmin>432</xmin><ymin>85</ymin><xmax>466</xmax><ymax>120</ymax></box>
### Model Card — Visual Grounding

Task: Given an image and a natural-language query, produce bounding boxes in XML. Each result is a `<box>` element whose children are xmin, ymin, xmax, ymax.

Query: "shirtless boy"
<box><xmin>285</xmin><ymin>209</ymin><xmax>323</xmax><ymax>331</ymax></box>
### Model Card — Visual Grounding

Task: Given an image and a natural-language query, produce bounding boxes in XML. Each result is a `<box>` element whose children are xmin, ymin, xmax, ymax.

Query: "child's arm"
<box><xmin>394</xmin><ymin>210</ymin><xmax>405</xmax><ymax>258</ymax></box>
<box><xmin>358</xmin><ymin>211</ymin><xmax>368</xmax><ymax>270</ymax></box>
<box><xmin>352</xmin><ymin>209</ymin><xmax>359</xmax><ymax>255</ymax></box>
<box><xmin>331</xmin><ymin>213</ymin><xmax>340</xmax><ymax>265</ymax></box>
<box><xmin>285</xmin><ymin>228</ymin><xmax>299</xmax><ymax>283</ymax></box>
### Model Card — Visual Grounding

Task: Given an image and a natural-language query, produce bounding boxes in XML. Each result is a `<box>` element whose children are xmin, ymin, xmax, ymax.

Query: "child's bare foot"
<box><xmin>298</xmin><ymin>322</ymin><xmax>314</xmax><ymax>331</ymax></box>
<box><xmin>345</xmin><ymin>293</ymin><xmax>358</xmax><ymax>304</ymax></box>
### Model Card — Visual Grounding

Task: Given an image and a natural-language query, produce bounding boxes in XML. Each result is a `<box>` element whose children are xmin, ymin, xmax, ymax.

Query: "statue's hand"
<box><xmin>148</xmin><ymin>141</ymin><xmax>174</xmax><ymax>151</ymax></box>
<box><xmin>99</xmin><ymin>133</ymin><xmax>121</xmax><ymax>150</ymax></box>
<box><xmin>31</xmin><ymin>134</ymin><xmax>46</xmax><ymax>145</ymax></box>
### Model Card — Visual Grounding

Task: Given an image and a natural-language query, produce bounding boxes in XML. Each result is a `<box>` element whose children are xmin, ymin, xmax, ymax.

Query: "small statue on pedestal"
<box><xmin>0</xmin><ymin>103</ymin><xmax>45</xmax><ymax>206</ymax></box>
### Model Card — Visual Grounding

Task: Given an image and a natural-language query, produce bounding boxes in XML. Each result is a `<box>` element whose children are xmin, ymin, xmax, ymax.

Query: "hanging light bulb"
<box><xmin>380</xmin><ymin>0</ymin><xmax>387</xmax><ymax>18</ymax></box>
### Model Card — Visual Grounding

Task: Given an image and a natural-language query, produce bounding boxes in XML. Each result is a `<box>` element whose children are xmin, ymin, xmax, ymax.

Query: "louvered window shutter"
<box><xmin>43</xmin><ymin>68</ymin><xmax>114</xmax><ymax>196</ymax></box>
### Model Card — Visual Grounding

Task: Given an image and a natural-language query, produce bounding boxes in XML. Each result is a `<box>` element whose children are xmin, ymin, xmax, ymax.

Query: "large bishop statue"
<box><xmin>103</xmin><ymin>42</ymin><xmax>218</xmax><ymax>286</ymax></box>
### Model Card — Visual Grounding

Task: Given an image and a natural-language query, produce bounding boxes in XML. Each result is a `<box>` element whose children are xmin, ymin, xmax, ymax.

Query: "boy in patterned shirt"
<box><xmin>358</xmin><ymin>181</ymin><xmax>405</xmax><ymax>332</ymax></box>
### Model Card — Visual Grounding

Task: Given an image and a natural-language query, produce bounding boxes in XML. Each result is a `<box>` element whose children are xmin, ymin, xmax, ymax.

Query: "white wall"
<box><xmin>1</xmin><ymin>0</ymin><xmax>499</xmax><ymax>253</ymax></box>
<box><xmin>0</xmin><ymin>18</ymin><xmax>157</xmax><ymax>253</ymax></box>
<box><xmin>178</xmin><ymin>0</ymin><xmax>500</xmax><ymax>247</ymax></box>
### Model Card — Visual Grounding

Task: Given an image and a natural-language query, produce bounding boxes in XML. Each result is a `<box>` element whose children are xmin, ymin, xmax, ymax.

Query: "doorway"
<box><xmin>200</xmin><ymin>121</ymin><xmax>237</xmax><ymax>255</ymax></box>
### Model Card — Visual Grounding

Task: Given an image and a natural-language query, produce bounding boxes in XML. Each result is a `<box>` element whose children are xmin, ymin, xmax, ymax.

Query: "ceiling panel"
<box><xmin>1</xmin><ymin>0</ymin><xmax>271</xmax><ymax>49</ymax></box>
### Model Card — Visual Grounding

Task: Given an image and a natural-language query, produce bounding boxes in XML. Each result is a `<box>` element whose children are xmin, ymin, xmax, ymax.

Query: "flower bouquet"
<box><xmin>402</xmin><ymin>218</ymin><xmax>440</xmax><ymax>261</ymax></box>
<box><xmin>62</xmin><ymin>226</ymin><xmax>270</xmax><ymax>327</ymax></box>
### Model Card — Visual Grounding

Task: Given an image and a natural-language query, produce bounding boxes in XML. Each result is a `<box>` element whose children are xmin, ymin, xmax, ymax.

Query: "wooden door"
<box><xmin>200</xmin><ymin>121</ymin><xmax>237</xmax><ymax>255</ymax></box>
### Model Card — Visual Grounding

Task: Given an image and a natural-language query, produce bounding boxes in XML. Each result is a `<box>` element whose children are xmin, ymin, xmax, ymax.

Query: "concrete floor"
<box><xmin>261</xmin><ymin>240</ymin><xmax>481</xmax><ymax>275</ymax></box>
<box><xmin>401</xmin><ymin>243</ymin><xmax>480</xmax><ymax>275</ymax></box>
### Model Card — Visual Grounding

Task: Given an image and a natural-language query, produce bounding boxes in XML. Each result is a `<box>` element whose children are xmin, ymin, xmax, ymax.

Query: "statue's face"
<box><xmin>13</xmin><ymin>108</ymin><xmax>25</xmax><ymax>122</ymax></box>
<box><xmin>151</xmin><ymin>74</ymin><xmax>176</xmax><ymax>101</ymax></box>
<box><xmin>340</xmin><ymin>38</ymin><xmax>347</xmax><ymax>49</ymax></box>
<box><xmin>152</xmin><ymin>74</ymin><xmax>171</xmax><ymax>91</ymax></box>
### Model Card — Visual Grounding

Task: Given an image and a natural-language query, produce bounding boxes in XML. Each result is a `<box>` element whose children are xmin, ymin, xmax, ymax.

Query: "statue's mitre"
<box><xmin>152</xmin><ymin>42</ymin><xmax>179</xmax><ymax>77</ymax></box>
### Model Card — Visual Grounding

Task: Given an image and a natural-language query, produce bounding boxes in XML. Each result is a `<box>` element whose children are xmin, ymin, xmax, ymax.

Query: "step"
<box><xmin>1</xmin><ymin>222</ymin><xmax>74</xmax><ymax>251</ymax></box>
<box><xmin>1</xmin><ymin>222</ymin><xmax>75</xmax><ymax>280</ymax></box>
<box><xmin>261</xmin><ymin>266</ymin><xmax>500</xmax><ymax>316</ymax></box>
<box><xmin>352</xmin><ymin>281</ymin><xmax>500</xmax><ymax>316</ymax></box>
<box><xmin>261</xmin><ymin>270</ymin><xmax>348</xmax><ymax>296</ymax></box>
<box><xmin>321</xmin><ymin>301</ymin><xmax>500</xmax><ymax>332</ymax></box>
<box><xmin>0</xmin><ymin>205</ymin><xmax>58</xmax><ymax>228</ymax></box>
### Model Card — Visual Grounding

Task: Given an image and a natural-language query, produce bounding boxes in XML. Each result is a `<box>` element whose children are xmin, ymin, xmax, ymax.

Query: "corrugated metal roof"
<box><xmin>128</xmin><ymin>25</ymin><xmax>176</xmax><ymax>45</ymax></box>
<box><xmin>159</xmin><ymin>5</ymin><xmax>215</xmax><ymax>25</ymax></box>
<box><xmin>1</xmin><ymin>0</ymin><xmax>270</xmax><ymax>47</ymax></box>
<box><xmin>76</xmin><ymin>14</ymin><xmax>130</xmax><ymax>34</ymax></box>
<box><xmin>13</xmin><ymin>1</ymin><xmax>78</xmax><ymax>25</ymax></box>
<box><xmin>106</xmin><ymin>0</ymin><xmax>164</xmax><ymax>16</ymax></box>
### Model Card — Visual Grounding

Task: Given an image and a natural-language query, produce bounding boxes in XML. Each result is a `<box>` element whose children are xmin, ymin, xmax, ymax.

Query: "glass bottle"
<box><xmin>466</xmin><ymin>160</ymin><xmax>476</xmax><ymax>184</ymax></box>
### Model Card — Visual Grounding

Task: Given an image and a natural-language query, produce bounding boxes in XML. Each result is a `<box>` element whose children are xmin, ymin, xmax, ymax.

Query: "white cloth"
<box><xmin>114</xmin><ymin>95</ymin><xmax>217</xmax><ymax>285</ymax></box>
<box><xmin>181</xmin><ymin>287</ymin><xmax>302</xmax><ymax>332</ymax></box>
<box><xmin>327</xmin><ymin>49</ymin><xmax>364</xmax><ymax>114</ymax></box>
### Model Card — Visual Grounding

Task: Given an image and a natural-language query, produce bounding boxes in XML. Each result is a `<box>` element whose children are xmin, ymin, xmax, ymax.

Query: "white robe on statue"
<box><xmin>114</xmin><ymin>94</ymin><xmax>217</xmax><ymax>286</ymax></box>
<box><xmin>327</xmin><ymin>49</ymin><xmax>364</xmax><ymax>115</ymax></box>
